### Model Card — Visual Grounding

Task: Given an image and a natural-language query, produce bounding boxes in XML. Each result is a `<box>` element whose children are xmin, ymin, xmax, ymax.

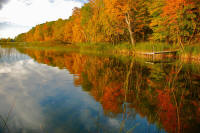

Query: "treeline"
<box><xmin>15</xmin><ymin>0</ymin><xmax>200</xmax><ymax>46</ymax></box>
<box><xmin>0</xmin><ymin>38</ymin><xmax>15</xmax><ymax>42</ymax></box>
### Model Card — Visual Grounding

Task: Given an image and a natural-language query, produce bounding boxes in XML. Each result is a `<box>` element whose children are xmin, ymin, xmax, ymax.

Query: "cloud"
<box><xmin>0</xmin><ymin>0</ymin><xmax>10</xmax><ymax>9</ymax></box>
<box><xmin>0</xmin><ymin>0</ymin><xmax>82</xmax><ymax>26</ymax></box>
<box><xmin>0</xmin><ymin>22</ymin><xmax>30</xmax><ymax>38</ymax></box>
<box><xmin>0</xmin><ymin>22</ymin><xmax>29</xmax><ymax>29</ymax></box>
<box><xmin>48</xmin><ymin>0</ymin><xmax>55</xmax><ymax>3</ymax></box>
<box><xmin>17</xmin><ymin>0</ymin><xmax>33</xmax><ymax>6</ymax></box>
<box><xmin>0</xmin><ymin>0</ymin><xmax>83</xmax><ymax>38</ymax></box>
<box><xmin>50</xmin><ymin>0</ymin><xmax>88</xmax><ymax>3</ymax></box>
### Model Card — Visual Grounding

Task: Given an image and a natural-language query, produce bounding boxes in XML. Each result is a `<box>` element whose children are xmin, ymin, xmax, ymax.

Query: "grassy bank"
<box><xmin>180</xmin><ymin>44</ymin><xmax>200</xmax><ymax>61</ymax></box>
<box><xmin>0</xmin><ymin>41</ymin><xmax>200</xmax><ymax>62</ymax></box>
<box><xmin>70</xmin><ymin>42</ymin><xmax>200</xmax><ymax>62</ymax></box>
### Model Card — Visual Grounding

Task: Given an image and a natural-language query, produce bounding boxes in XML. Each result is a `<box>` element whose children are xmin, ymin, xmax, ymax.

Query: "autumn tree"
<box><xmin>15</xmin><ymin>33</ymin><xmax>26</xmax><ymax>42</ymax></box>
<box><xmin>85</xmin><ymin>0</ymin><xmax>106</xmax><ymax>43</ymax></box>
<box><xmin>162</xmin><ymin>0</ymin><xmax>200</xmax><ymax>47</ymax></box>
<box><xmin>71</xmin><ymin>7</ymin><xmax>87</xmax><ymax>43</ymax></box>
<box><xmin>149</xmin><ymin>0</ymin><xmax>167</xmax><ymax>42</ymax></box>
<box><xmin>103</xmin><ymin>0</ymin><xmax>150</xmax><ymax>45</ymax></box>
<box><xmin>63</xmin><ymin>20</ymin><xmax>73</xmax><ymax>43</ymax></box>
<box><xmin>53</xmin><ymin>19</ymin><xmax>66</xmax><ymax>41</ymax></box>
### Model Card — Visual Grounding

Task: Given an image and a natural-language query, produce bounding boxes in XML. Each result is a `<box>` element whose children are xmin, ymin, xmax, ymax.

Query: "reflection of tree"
<box><xmin>101</xmin><ymin>83</ymin><xmax>124</xmax><ymax>115</ymax></box>
<box><xmin>0</xmin><ymin>115</ymin><xmax>10</xmax><ymax>133</ymax></box>
<box><xmin>0</xmin><ymin>99</ymin><xmax>16</xmax><ymax>133</ymax></box>
<box><xmin>157</xmin><ymin>89</ymin><xmax>178</xmax><ymax>133</ymax></box>
<box><xmin>146</xmin><ymin>63</ymin><xmax>200</xmax><ymax>133</ymax></box>
<box><xmin>18</xmin><ymin>48</ymin><xmax>200</xmax><ymax>133</ymax></box>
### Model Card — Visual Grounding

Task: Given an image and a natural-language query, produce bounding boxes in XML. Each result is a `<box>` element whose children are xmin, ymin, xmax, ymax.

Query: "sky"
<box><xmin>0</xmin><ymin>0</ymin><xmax>86</xmax><ymax>38</ymax></box>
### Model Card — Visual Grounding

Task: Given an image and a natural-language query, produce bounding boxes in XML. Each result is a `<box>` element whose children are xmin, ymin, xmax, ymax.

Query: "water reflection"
<box><xmin>0</xmin><ymin>46</ymin><xmax>200</xmax><ymax>133</ymax></box>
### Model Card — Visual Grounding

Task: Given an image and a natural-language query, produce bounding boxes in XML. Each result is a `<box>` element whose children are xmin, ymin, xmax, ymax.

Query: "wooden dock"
<box><xmin>142</xmin><ymin>50</ymin><xmax>178</xmax><ymax>55</ymax></box>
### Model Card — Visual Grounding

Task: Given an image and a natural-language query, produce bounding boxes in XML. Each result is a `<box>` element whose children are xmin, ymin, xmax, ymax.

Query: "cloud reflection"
<box><xmin>0</xmin><ymin>0</ymin><xmax>10</xmax><ymax>9</ymax></box>
<box><xmin>0</xmin><ymin>48</ymin><xmax>103</xmax><ymax>132</ymax></box>
<box><xmin>0</xmin><ymin>53</ymin><xmax>76</xmax><ymax>132</ymax></box>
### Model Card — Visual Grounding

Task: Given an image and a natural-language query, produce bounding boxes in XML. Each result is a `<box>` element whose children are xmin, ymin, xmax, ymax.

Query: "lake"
<box><xmin>0</xmin><ymin>46</ymin><xmax>200</xmax><ymax>133</ymax></box>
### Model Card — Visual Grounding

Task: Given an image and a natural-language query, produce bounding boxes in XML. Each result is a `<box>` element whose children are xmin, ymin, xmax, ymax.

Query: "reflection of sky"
<box><xmin>0</xmin><ymin>47</ymin><xmax>165</xmax><ymax>133</ymax></box>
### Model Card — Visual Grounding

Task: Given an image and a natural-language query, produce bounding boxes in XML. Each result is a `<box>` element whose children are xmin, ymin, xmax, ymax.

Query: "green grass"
<box><xmin>183</xmin><ymin>44</ymin><xmax>200</xmax><ymax>56</ymax></box>
<box><xmin>0</xmin><ymin>41</ymin><xmax>178</xmax><ymax>52</ymax></box>
<box><xmin>0</xmin><ymin>41</ymin><xmax>78</xmax><ymax>51</ymax></box>
<box><xmin>134</xmin><ymin>42</ymin><xmax>178</xmax><ymax>52</ymax></box>
<box><xmin>76</xmin><ymin>41</ymin><xmax>180</xmax><ymax>53</ymax></box>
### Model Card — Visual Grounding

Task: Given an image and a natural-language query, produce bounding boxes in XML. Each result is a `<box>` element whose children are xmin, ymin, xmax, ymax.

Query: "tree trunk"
<box><xmin>177</xmin><ymin>30</ymin><xmax>184</xmax><ymax>51</ymax></box>
<box><xmin>188</xmin><ymin>22</ymin><xmax>197</xmax><ymax>45</ymax></box>
<box><xmin>81</xmin><ymin>30</ymin><xmax>87</xmax><ymax>42</ymax></box>
<box><xmin>125</xmin><ymin>13</ymin><xmax>135</xmax><ymax>46</ymax></box>
<box><xmin>178</xmin><ymin>36</ymin><xmax>184</xmax><ymax>51</ymax></box>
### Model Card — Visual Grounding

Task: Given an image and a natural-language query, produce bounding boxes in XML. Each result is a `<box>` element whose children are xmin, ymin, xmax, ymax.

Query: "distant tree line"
<box><xmin>0</xmin><ymin>38</ymin><xmax>15</xmax><ymax>42</ymax></box>
<box><xmin>15</xmin><ymin>0</ymin><xmax>200</xmax><ymax>47</ymax></box>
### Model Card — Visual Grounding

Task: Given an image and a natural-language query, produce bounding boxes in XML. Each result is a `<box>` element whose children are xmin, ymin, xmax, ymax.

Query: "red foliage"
<box><xmin>101</xmin><ymin>83</ymin><xmax>124</xmax><ymax>114</ymax></box>
<box><xmin>157</xmin><ymin>89</ymin><xmax>177</xmax><ymax>133</ymax></box>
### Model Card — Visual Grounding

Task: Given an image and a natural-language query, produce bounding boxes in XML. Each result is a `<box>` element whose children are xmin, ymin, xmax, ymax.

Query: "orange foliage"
<box><xmin>101</xmin><ymin>83</ymin><xmax>124</xmax><ymax>114</ymax></box>
<box><xmin>162</xmin><ymin>0</ymin><xmax>191</xmax><ymax>24</ymax></box>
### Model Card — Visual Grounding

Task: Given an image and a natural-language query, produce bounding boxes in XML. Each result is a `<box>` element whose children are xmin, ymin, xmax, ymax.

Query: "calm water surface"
<box><xmin>0</xmin><ymin>46</ymin><xmax>200</xmax><ymax>133</ymax></box>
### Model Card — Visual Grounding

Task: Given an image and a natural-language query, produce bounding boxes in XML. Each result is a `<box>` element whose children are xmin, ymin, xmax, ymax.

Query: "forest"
<box><xmin>14</xmin><ymin>0</ymin><xmax>200</xmax><ymax>48</ymax></box>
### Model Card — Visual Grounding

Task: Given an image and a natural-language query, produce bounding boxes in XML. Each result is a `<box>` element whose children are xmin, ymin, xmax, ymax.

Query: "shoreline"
<box><xmin>109</xmin><ymin>48</ymin><xmax>200</xmax><ymax>63</ymax></box>
<box><xmin>1</xmin><ymin>42</ymin><xmax>200</xmax><ymax>64</ymax></box>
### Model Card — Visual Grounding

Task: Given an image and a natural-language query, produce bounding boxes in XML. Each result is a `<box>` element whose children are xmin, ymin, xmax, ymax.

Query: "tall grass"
<box><xmin>77</xmin><ymin>41</ymin><xmax>180</xmax><ymax>53</ymax></box>
<box><xmin>183</xmin><ymin>44</ymin><xmax>200</xmax><ymax>56</ymax></box>
<box><xmin>134</xmin><ymin>42</ymin><xmax>178</xmax><ymax>52</ymax></box>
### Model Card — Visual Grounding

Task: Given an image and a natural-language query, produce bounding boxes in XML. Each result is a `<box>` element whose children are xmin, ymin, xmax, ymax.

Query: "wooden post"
<box><xmin>153</xmin><ymin>45</ymin><xmax>155</xmax><ymax>61</ymax></box>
